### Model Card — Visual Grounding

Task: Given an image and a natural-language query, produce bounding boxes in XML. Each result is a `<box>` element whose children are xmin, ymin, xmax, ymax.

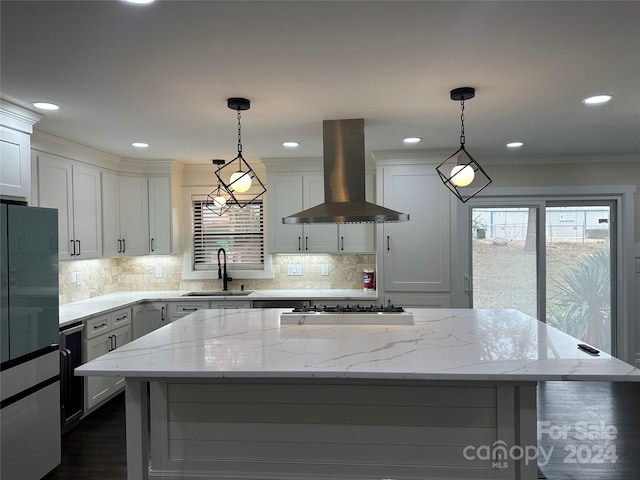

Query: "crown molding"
<box><xmin>31</xmin><ymin>131</ymin><xmax>121</xmax><ymax>169</ymax></box>
<box><xmin>31</xmin><ymin>130</ymin><xmax>182</xmax><ymax>174</ymax></box>
<box><xmin>371</xmin><ymin>149</ymin><xmax>639</xmax><ymax>166</ymax></box>
<box><xmin>480</xmin><ymin>153</ymin><xmax>640</xmax><ymax>165</ymax></box>
<box><xmin>0</xmin><ymin>97</ymin><xmax>42</xmax><ymax>133</ymax></box>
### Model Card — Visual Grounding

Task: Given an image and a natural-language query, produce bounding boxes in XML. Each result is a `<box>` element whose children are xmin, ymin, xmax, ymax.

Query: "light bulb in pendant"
<box><xmin>212</xmin><ymin>195</ymin><xmax>227</xmax><ymax>208</ymax></box>
<box><xmin>230</xmin><ymin>171</ymin><xmax>252</xmax><ymax>192</ymax></box>
<box><xmin>451</xmin><ymin>165</ymin><xmax>475</xmax><ymax>187</ymax></box>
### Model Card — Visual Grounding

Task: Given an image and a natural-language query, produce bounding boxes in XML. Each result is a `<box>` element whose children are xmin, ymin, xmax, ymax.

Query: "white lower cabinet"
<box><xmin>133</xmin><ymin>302</ymin><xmax>168</xmax><ymax>339</ymax></box>
<box><xmin>84</xmin><ymin>308</ymin><xmax>131</xmax><ymax>410</ymax></box>
<box><xmin>211</xmin><ymin>300</ymin><xmax>251</xmax><ymax>309</ymax></box>
<box><xmin>168</xmin><ymin>302</ymin><xmax>209</xmax><ymax>322</ymax></box>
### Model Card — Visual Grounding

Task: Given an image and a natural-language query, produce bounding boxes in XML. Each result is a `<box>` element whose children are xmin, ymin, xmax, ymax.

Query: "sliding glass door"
<box><xmin>471</xmin><ymin>206</ymin><xmax>539</xmax><ymax>318</ymax></box>
<box><xmin>544</xmin><ymin>203</ymin><xmax>614</xmax><ymax>354</ymax></box>
<box><xmin>469</xmin><ymin>201</ymin><xmax>615</xmax><ymax>354</ymax></box>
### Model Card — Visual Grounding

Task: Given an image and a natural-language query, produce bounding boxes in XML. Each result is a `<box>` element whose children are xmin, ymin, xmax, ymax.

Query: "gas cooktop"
<box><xmin>280</xmin><ymin>304</ymin><xmax>414</xmax><ymax>325</ymax></box>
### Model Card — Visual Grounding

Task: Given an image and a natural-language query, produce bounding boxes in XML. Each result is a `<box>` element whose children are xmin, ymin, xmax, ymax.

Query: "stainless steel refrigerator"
<box><xmin>0</xmin><ymin>202</ymin><xmax>61</xmax><ymax>479</ymax></box>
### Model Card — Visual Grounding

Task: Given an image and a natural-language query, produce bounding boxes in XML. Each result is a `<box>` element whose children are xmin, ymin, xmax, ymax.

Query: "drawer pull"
<box><xmin>93</xmin><ymin>322</ymin><xmax>107</xmax><ymax>329</ymax></box>
<box><xmin>182</xmin><ymin>307</ymin><xmax>198</xmax><ymax>311</ymax></box>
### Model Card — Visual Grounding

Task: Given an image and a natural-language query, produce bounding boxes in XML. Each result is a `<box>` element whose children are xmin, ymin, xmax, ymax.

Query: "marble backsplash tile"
<box><xmin>59</xmin><ymin>254</ymin><xmax>375</xmax><ymax>304</ymax></box>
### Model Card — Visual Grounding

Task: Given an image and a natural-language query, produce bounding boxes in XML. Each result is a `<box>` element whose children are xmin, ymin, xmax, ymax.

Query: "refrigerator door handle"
<box><xmin>60</xmin><ymin>348</ymin><xmax>70</xmax><ymax>408</ymax></box>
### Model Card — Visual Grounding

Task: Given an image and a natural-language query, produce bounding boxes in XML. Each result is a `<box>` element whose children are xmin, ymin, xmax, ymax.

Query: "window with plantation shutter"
<box><xmin>193</xmin><ymin>200</ymin><xmax>264</xmax><ymax>271</ymax></box>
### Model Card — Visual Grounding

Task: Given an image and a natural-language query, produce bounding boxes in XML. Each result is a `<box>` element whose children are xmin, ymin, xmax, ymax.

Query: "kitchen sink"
<box><xmin>182</xmin><ymin>290</ymin><xmax>253</xmax><ymax>297</ymax></box>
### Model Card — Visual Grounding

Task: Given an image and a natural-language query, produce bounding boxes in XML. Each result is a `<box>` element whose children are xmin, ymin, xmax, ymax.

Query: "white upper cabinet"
<box><xmin>337</xmin><ymin>173</ymin><xmax>375</xmax><ymax>254</ymax></box>
<box><xmin>267</xmin><ymin>172</ymin><xmax>337</xmax><ymax>253</ymax></box>
<box><xmin>0</xmin><ymin>100</ymin><xmax>41</xmax><ymax>202</ymax></box>
<box><xmin>265</xmin><ymin>159</ymin><xmax>376</xmax><ymax>254</ymax></box>
<box><xmin>0</xmin><ymin>127</ymin><xmax>31</xmax><ymax>201</ymax></box>
<box><xmin>148</xmin><ymin>176</ymin><xmax>171</xmax><ymax>255</ymax></box>
<box><xmin>101</xmin><ymin>171</ymin><xmax>149</xmax><ymax>257</ymax></box>
<box><xmin>36</xmin><ymin>153</ymin><xmax>102</xmax><ymax>260</ymax></box>
<box><xmin>378</xmin><ymin>163</ymin><xmax>450</xmax><ymax>294</ymax></box>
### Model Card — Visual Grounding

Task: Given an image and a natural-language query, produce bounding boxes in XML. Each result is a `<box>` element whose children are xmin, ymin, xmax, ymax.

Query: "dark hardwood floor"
<box><xmin>536</xmin><ymin>381</ymin><xmax>640</xmax><ymax>480</ymax></box>
<box><xmin>45</xmin><ymin>382</ymin><xmax>640</xmax><ymax>479</ymax></box>
<box><xmin>45</xmin><ymin>393</ymin><xmax>127</xmax><ymax>480</ymax></box>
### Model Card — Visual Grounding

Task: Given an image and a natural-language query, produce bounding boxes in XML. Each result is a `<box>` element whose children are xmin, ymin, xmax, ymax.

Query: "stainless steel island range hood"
<box><xmin>283</xmin><ymin>119</ymin><xmax>409</xmax><ymax>224</ymax></box>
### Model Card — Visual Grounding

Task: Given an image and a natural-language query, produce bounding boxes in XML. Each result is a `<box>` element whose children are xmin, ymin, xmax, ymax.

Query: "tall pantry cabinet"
<box><xmin>376</xmin><ymin>159</ymin><xmax>451</xmax><ymax>307</ymax></box>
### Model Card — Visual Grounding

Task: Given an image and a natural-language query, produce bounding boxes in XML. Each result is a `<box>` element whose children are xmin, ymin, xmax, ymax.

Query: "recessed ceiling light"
<box><xmin>507</xmin><ymin>142</ymin><xmax>524</xmax><ymax>148</ymax></box>
<box><xmin>32</xmin><ymin>102</ymin><xmax>61</xmax><ymax>111</ymax></box>
<box><xmin>131</xmin><ymin>142</ymin><xmax>149</xmax><ymax>148</ymax></box>
<box><xmin>582</xmin><ymin>94</ymin><xmax>613</xmax><ymax>105</ymax></box>
<box><xmin>122</xmin><ymin>0</ymin><xmax>155</xmax><ymax>4</ymax></box>
<box><xmin>282</xmin><ymin>141</ymin><xmax>300</xmax><ymax>148</ymax></box>
<box><xmin>403</xmin><ymin>137</ymin><xmax>422</xmax><ymax>144</ymax></box>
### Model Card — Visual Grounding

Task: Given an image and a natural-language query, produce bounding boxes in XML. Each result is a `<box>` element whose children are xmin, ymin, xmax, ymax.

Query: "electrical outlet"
<box><xmin>287</xmin><ymin>264</ymin><xmax>302</xmax><ymax>276</ymax></box>
<box><xmin>155</xmin><ymin>266</ymin><xmax>163</xmax><ymax>278</ymax></box>
<box><xmin>75</xmin><ymin>272</ymin><xmax>82</xmax><ymax>285</ymax></box>
<box><xmin>70</xmin><ymin>272</ymin><xmax>77</xmax><ymax>284</ymax></box>
<box><xmin>321</xmin><ymin>264</ymin><xmax>329</xmax><ymax>276</ymax></box>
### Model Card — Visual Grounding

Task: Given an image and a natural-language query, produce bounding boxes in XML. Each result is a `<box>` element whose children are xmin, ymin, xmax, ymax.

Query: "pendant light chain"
<box><xmin>237</xmin><ymin>110</ymin><xmax>243</xmax><ymax>155</ymax></box>
<box><xmin>459</xmin><ymin>100</ymin><xmax>466</xmax><ymax>146</ymax></box>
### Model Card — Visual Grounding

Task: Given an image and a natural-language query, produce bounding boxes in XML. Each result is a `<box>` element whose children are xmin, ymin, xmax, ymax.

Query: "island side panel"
<box><xmin>125</xmin><ymin>379</ymin><xmax>149</xmax><ymax>480</ymax></box>
<box><xmin>148</xmin><ymin>379</ymin><xmax>538</xmax><ymax>480</ymax></box>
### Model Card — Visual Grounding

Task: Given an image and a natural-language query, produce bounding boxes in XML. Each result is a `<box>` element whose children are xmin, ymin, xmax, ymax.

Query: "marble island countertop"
<box><xmin>76</xmin><ymin>307</ymin><xmax>640</xmax><ymax>382</ymax></box>
<box><xmin>59</xmin><ymin>289</ymin><xmax>378</xmax><ymax>327</ymax></box>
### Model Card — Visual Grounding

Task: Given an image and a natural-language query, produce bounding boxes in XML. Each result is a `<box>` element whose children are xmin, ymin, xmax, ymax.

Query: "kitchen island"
<box><xmin>76</xmin><ymin>308</ymin><xmax>639</xmax><ymax>480</ymax></box>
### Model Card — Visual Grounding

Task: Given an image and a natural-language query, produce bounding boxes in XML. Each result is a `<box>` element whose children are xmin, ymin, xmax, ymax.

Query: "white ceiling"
<box><xmin>1</xmin><ymin>0</ymin><xmax>639</xmax><ymax>165</ymax></box>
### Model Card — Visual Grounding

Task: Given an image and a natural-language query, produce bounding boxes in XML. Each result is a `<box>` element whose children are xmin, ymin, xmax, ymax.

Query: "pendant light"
<box><xmin>205</xmin><ymin>160</ymin><xmax>232</xmax><ymax>216</ymax></box>
<box><xmin>436</xmin><ymin>87</ymin><xmax>492</xmax><ymax>203</ymax></box>
<box><xmin>214</xmin><ymin>97</ymin><xmax>266</xmax><ymax>207</ymax></box>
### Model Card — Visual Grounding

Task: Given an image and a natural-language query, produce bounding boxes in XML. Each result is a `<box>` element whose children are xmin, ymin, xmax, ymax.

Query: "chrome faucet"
<box><xmin>217</xmin><ymin>248</ymin><xmax>232</xmax><ymax>291</ymax></box>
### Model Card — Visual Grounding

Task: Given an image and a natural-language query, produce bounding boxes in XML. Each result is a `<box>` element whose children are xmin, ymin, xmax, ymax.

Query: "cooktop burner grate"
<box><xmin>280</xmin><ymin>304</ymin><xmax>414</xmax><ymax>325</ymax></box>
<box><xmin>292</xmin><ymin>304</ymin><xmax>406</xmax><ymax>314</ymax></box>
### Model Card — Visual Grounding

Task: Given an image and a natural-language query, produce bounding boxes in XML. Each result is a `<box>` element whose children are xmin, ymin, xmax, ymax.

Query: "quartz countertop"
<box><xmin>76</xmin><ymin>307</ymin><xmax>640</xmax><ymax>382</ymax></box>
<box><xmin>59</xmin><ymin>289</ymin><xmax>378</xmax><ymax>328</ymax></box>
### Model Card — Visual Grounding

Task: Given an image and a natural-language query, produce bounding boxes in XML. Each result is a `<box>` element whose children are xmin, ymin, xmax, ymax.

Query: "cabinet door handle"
<box><xmin>387</xmin><ymin>235</ymin><xmax>390</xmax><ymax>251</ymax></box>
<box><xmin>150</xmin><ymin>238</ymin><xmax>154</xmax><ymax>252</ymax></box>
<box><xmin>298</xmin><ymin>236</ymin><xmax>301</xmax><ymax>251</ymax></box>
<box><xmin>122</xmin><ymin>238</ymin><xmax>125</xmax><ymax>253</ymax></box>
<box><xmin>161</xmin><ymin>306</ymin><xmax>165</xmax><ymax>321</ymax></box>
<box><xmin>305</xmin><ymin>236</ymin><xmax>308</xmax><ymax>251</ymax></box>
<box><xmin>118</xmin><ymin>239</ymin><xmax>122</xmax><ymax>253</ymax></box>
<box><xmin>112</xmin><ymin>335</ymin><xmax>117</xmax><ymax>350</ymax></box>
<box><xmin>70</xmin><ymin>240</ymin><xmax>76</xmax><ymax>256</ymax></box>
<box><xmin>340</xmin><ymin>236</ymin><xmax>344</xmax><ymax>251</ymax></box>
<box><xmin>76</xmin><ymin>240</ymin><xmax>81</xmax><ymax>256</ymax></box>
<box><xmin>464</xmin><ymin>274</ymin><xmax>472</xmax><ymax>294</ymax></box>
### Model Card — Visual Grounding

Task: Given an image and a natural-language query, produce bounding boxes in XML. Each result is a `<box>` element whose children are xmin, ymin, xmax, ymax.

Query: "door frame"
<box><xmin>452</xmin><ymin>185</ymin><xmax>636</xmax><ymax>364</ymax></box>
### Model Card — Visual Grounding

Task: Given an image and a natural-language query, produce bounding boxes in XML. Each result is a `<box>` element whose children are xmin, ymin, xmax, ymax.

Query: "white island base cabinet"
<box><xmin>138</xmin><ymin>379</ymin><xmax>537</xmax><ymax>480</ymax></box>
